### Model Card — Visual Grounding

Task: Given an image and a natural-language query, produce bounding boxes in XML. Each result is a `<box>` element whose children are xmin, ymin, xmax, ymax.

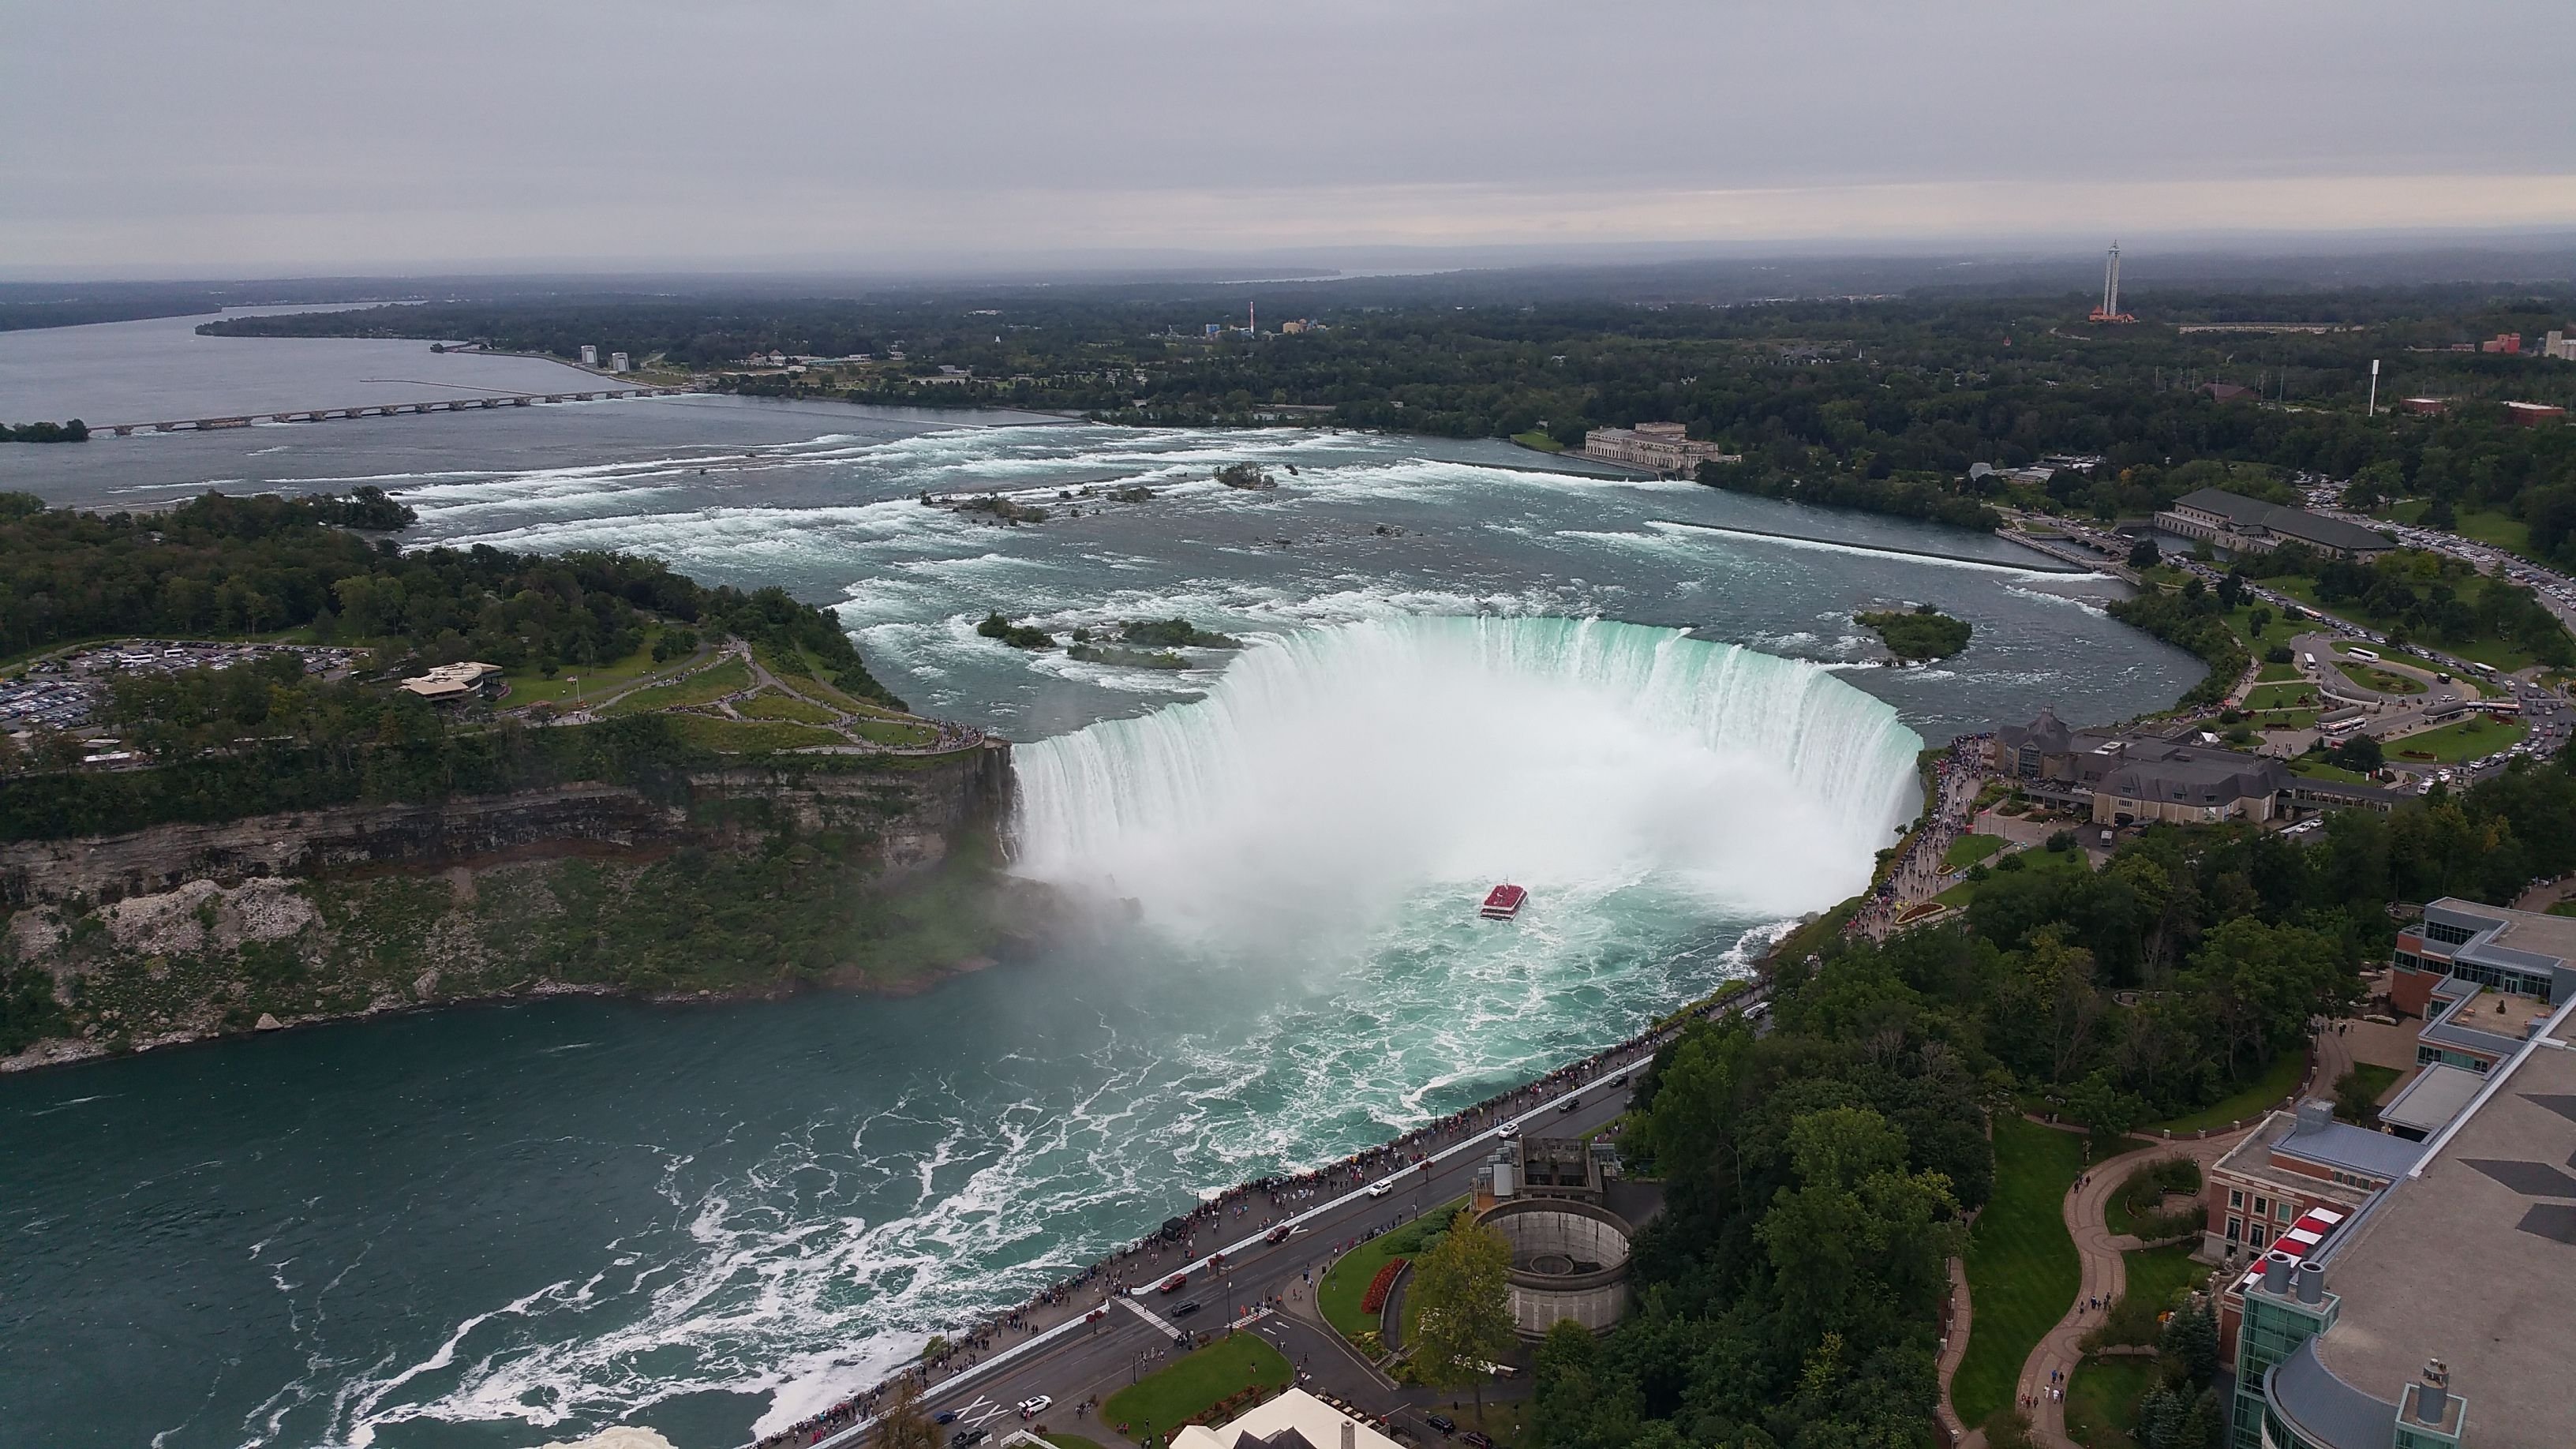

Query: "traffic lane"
<box><xmin>917</xmin><ymin>1088</ymin><xmax>1639</xmax><ymax>1425</ymax></box>
<box><xmin>1135</xmin><ymin>1084</ymin><xmax>1641</xmax><ymax>1293</ymax></box>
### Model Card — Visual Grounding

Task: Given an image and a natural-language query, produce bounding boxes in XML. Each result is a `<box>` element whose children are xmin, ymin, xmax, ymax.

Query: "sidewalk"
<box><xmin>2013</xmin><ymin>1129</ymin><xmax>2248</xmax><ymax>1448</ymax></box>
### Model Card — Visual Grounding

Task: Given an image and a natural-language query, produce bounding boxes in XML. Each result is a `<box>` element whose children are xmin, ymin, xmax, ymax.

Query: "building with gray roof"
<box><xmin>2222</xmin><ymin>996</ymin><xmax>2576</xmax><ymax>1448</ymax></box>
<box><xmin>2157</xmin><ymin>488</ymin><xmax>2395</xmax><ymax>561</ymax></box>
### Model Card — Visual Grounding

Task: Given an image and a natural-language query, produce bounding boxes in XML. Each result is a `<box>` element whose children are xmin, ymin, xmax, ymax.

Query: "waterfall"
<box><xmin>1012</xmin><ymin>616</ymin><xmax>1923</xmax><ymax>930</ymax></box>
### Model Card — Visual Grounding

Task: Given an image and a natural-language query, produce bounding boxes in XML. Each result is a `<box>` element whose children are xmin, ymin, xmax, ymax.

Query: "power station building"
<box><xmin>2153</xmin><ymin>488</ymin><xmax>2395</xmax><ymax>562</ymax></box>
<box><xmin>1578</xmin><ymin>422</ymin><xmax>1741</xmax><ymax>476</ymax></box>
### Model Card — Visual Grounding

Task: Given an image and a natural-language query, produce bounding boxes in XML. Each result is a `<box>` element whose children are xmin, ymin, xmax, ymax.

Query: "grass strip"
<box><xmin>1953</xmin><ymin>1115</ymin><xmax>2085</xmax><ymax>1426</ymax></box>
<box><xmin>1102</xmin><ymin>1336</ymin><xmax>1292</xmax><ymax>1442</ymax></box>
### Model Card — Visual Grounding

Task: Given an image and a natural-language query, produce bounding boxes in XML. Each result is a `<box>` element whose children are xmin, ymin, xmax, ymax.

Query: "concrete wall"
<box><xmin>1485</xmin><ymin>1200</ymin><xmax>1633</xmax><ymax>1339</ymax></box>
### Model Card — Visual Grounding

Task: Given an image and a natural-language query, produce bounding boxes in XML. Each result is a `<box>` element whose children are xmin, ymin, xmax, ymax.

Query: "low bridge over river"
<box><xmin>96</xmin><ymin>387</ymin><xmax>691</xmax><ymax>436</ymax></box>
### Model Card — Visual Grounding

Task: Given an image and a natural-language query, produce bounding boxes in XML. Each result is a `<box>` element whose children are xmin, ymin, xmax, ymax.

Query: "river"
<box><xmin>0</xmin><ymin>313</ymin><xmax>2201</xmax><ymax>1448</ymax></box>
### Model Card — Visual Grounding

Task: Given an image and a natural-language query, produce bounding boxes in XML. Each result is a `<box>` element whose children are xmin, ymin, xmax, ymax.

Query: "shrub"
<box><xmin>1361</xmin><ymin>1257</ymin><xmax>1407</xmax><ymax>1316</ymax></box>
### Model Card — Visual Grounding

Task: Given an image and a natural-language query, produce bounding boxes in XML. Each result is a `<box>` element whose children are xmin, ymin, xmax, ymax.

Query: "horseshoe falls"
<box><xmin>1013</xmin><ymin>615</ymin><xmax>1924</xmax><ymax>936</ymax></box>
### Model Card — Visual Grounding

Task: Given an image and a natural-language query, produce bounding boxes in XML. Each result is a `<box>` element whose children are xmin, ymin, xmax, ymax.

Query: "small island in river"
<box><xmin>1857</xmin><ymin>605</ymin><xmax>1973</xmax><ymax>662</ymax></box>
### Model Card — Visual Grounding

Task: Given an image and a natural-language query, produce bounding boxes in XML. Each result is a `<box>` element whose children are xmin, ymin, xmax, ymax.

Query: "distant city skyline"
<box><xmin>6</xmin><ymin>0</ymin><xmax>2572</xmax><ymax>276</ymax></box>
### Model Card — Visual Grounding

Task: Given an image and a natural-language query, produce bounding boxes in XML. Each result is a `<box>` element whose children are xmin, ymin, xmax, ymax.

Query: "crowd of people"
<box><xmin>1848</xmin><ymin>734</ymin><xmax>1990</xmax><ymax>940</ymax></box>
<box><xmin>751</xmin><ymin>979</ymin><xmax>1767</xmax><ymax>1449</ymax></box>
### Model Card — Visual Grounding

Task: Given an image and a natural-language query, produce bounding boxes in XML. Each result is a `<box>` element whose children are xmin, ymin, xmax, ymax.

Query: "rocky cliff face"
<box><xmin>0</xmin><ymin>743</ymin><xmax>1030</xmax><ymax>1072</ymax></box>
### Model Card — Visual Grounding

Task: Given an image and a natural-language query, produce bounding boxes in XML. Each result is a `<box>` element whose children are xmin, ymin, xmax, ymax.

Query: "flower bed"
<box><xmin>1361</xmin><ymin>1257</ymin><xmax>1407</xmax><ymax>1316</ymax></box>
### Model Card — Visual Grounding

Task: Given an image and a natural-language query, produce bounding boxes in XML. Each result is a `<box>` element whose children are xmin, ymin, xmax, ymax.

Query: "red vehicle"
<box><xmin>1157</xmin><ymin>1272</ymin><xmax>1189</xmax><ymax>1294</ymax></box>
<box><xmin>1265</xmin><ymin>1224</ymin><xmax>1294</xmax><ymax>1245</ymax></box>
<box><xmin>1479</xmin><ymin>883</ymin><xmax>1527</xmax><ymax>920</ymax></box>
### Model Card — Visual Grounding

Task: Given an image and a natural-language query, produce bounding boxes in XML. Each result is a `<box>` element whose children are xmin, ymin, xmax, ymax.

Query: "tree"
<box><xmin>1756</xmin><ymin>1106</ymin><xmax>1961</xmax><ymax>1345</ymax></box>
<box><xmin>874</xmin><ymin>1376</ymin><xmax>941</xmax><ymax>1449</ymax></box>
<box><xmin>2128</xmin><ymin>537</ymin><xmax>2161</xmax><ymax>570</ymax></box>
<box><xmin>2332</xmin><ymin>733</ymin><xmax>2383</xmax><ymax>773</ymax></box>
<box><xmin>2332</xmin><ymin>1066</ymin><xmax>2381</xmax><ymax>1126</ymax></box>
<box><xmin>1410</xmin><ymin>1215</ymin><xmax>1517</xmax><ymax>1421</ymax></box>
<box><xmin>2066</xmin><ymin>1068</ymin><xmax>2149</xmax><ymax>1144</ymax></box>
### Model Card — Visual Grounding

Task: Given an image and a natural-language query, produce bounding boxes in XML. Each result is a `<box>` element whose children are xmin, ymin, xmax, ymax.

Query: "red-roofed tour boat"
<box><xmin>1480</xmin><ymin>884</ymin><xmax>1528</xmax><ymax>921</ymax></box>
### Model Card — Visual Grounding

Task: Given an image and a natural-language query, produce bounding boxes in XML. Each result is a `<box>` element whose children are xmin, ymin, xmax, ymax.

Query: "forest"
<box><xmin>0</xmin><ymin>489</ymin><xmax>894</xmax><ymax>700</ymax></box>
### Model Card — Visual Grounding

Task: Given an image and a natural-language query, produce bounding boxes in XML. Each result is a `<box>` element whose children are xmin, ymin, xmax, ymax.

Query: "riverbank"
<box><xmin>753</xmin><ymin>975</ymin><xmax>1762</xmax><ymax>1449</ymax></box>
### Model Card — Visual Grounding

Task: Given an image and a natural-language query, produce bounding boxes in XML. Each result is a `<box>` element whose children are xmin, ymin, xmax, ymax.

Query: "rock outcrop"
<box><xmin>1</xmin><ymin>743</ymin><xmax>1031</xmax><ymax>1072</ymax></box>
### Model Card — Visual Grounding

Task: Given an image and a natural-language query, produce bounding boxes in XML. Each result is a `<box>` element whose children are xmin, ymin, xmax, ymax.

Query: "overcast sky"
<box><xmin>6</xmin><ymin>0</ymin><xmax>2572</xmax><ymax>277</ymax></box>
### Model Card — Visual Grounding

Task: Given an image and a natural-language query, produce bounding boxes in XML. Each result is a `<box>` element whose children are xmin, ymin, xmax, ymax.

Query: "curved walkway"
<box><xmin>2012</xmin><ymin>1128</ymin><xmax>2248</xmax><ymax>1448</ymax></box>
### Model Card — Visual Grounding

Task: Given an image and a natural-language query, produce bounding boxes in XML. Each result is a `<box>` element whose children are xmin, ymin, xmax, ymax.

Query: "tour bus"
<box><xmin>2346</xmin><ymin>646</ymin><xmax>2381</xmax><ymax>663</ymax></box>
<box><xmin>2320</xmin><ymin>714</ymin><xmax>2368</xmax><ymax>739</ymax></box>
<box><xmin>2301</xmin><ymin>652</ymin><xmax>2316</xmax><ymax>670</ymax></box>
<box><xmin>2469</xmin><ymin>661</ymin><xmax>2497</xmax><ymax>676</ymax></box>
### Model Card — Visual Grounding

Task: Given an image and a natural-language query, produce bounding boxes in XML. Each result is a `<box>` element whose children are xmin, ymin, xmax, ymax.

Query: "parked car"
<box><xmin>1461</xmin><ymin>1432</ymin><xmax>1495</xmax><ymax>1448</ymax></box>
<box><xmin>1425</xmin><ymin>1413</ymin><xmax>1458</xmax><ymax>1434</ymax></box>
<box><xmin>1017</xmin><ymin>1396</ymin><xmax>1053</xmax><ymax>1416</ymax></box>
<box><xmin>934</xmin><ymin>1410</ymin><xmax>959</xmax><ymax>1425</ymax></box>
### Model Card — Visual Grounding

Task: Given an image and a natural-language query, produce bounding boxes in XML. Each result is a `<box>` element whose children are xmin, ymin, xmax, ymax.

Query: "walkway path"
<box><xmin>1851</xmin><ymin>737</ymin><xmax>1990</xmax><ymax>940</ymax></box>
<box><xmin>2013</xmin><ymin>1129</ymin><xmax>2248</xmax><ymax>1448</ymax></box>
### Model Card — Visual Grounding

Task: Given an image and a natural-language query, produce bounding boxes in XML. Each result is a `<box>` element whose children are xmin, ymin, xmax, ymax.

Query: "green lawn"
<box><xmin>667</xmin><ymin>715</ymin><xmax>844</xmax><ymax>752</ymax></box>
<box><xmin>2286</xmin><ymin>757</ymin><xmax>2376</xmax><ymax>784</ymax></box>
<box><xmin>2341</xmin><ymin>662</ymin><xmax>2427</xmax><ymax>696</ymax></box>
<box><xmin>598</xmin><ymin>657</ymin><xmax>751</xmax><ymax>715</ymax></box>
<box><xmin>2256</xmin><ymin>662</ymin><xmax>2301</xmax><ymax>683</ymax></box>
<box><xmin>733</xmin><ymin>689</ymin><xmax>841</xmax><ymax>724</ymax></box>
<box><xmin>2244</xmin><ymin>682</ymin><xmax>2322</xmax><ymax>712</ymax></box>
<box><xmin>2336</xmin><ymin>1064</ymin><xmax>2403</xmax><ymax>1123</ymax></box>
<box><xmin>852</xmin><ymin>717</ymin><xmax>943</xmax><ymax>747</ymax></box>
<box><xmin>1935</xmin><ymin>841</ymin><xmax>2091</xmax><ymax>909</ymax></box>
<box><xmin>1953</xmin><ymin>1116</ymin><xmax>2086</xmax><ymax>1426</ymax></box>
<box><xmin>1509</xmin><ymin>430</ymin><xmax>1564</xmax><ymax>453</ymax></box>
<box><xmin>1103</xmin><ymin>1335</ymin><xmax>1294</xmax><ymax>1443</ymax></box>
<box><xmin>2121</xmin><ymin>1243</ymin><xmax>2211</xmax><ymax>1314</ymax></box>
<box><xmin>2065</xmin><ymin>1357</ymin><xmax>2161</xmax><ymax>1449</ymax></box>
<box><xmin>503</xmin><ymin>632</ymin><xmax>696</xmax><ymax>706</ymax></box>
<box><xmin>2274</xmin><ymin>577</ymin><xmax>2552</xmax><ymax>673</ymax></box>
<box><xmin>2383</xmin><ymin>715</ymin><xmax>2528</xmax><ymax>765</ymax></box>
<box><xmin>1317</xmin><ymin>1199</ymin><xmax>1463</xmax><ymax>1339</ymax></box>
<box><xmin>2147</xmin><ymin>1050</ymin><xmax>2305</xmax><ymax>1133</ymax></box>
<box><xmin>2389</xmin><ymin>500</ymin><xmax>2533</xmax><ymax>556</ymax></box>
<box><xmin>1944</xmin><ymin>834</ymin><xmax>2009</xmax><ymax>871</ymax></box>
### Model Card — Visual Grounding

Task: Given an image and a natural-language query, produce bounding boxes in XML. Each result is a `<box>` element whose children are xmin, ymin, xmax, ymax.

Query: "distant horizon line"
<box><xmin>5</xmin><ymin>225</ymin><xmax>2574</xmax><ymax>290</ymax></box>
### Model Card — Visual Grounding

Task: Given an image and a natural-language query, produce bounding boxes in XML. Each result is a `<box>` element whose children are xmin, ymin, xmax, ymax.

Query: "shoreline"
<box><xmin>757</xmin><ymin>973</ymin><xmax>1767</xmax><ymax>1449</ymax></box>
<box><xmin>0</xmin><ymin>944</ymin><xmax>1017</xmax><ymax>1076</ymax></box>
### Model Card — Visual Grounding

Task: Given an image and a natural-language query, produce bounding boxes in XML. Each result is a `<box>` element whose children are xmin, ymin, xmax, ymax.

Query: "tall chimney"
<box><xmin>2261</xmin><ymin>1250</ymin><xmax>2295</xmax><ymax>1294</ymax></box>
<box><xmin>2417</xmin><ymin>1359</ymin><xmax>2450</xmax><ymax>1425</ymax></box>
<box><xmin>1341</xmin><ymin>1417</ymin><xmax>1356</xmax><ymax>1449</ymax></box>
<box><xmin>2294</xmin><ymin>1259</ymin><xmax>2325</xmax><ymax>1304</ymax></box>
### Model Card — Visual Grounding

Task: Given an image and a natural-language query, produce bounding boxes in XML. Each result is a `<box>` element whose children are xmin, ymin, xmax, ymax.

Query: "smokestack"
<box><xmin>2417</xmin><ymin>1360</ymin><xmax>2450</xmax><ymax>1425</ymax></box>
<box><xmin>2295</xmin><ymin>1260</ymin><xmax>2325</xmax><ymax>1304</ymax></box>
<box><xmin>2261</xmin><ymin>1250</ymin><xmax>2295</xmax><ymax>1294</ymax></box>
<box><xmin>1341</xmin><ymin>1418</ymin><xmax>1356</xmax><ymax>1449</ymax></box>
<box><xmin>2368</xmin><ymin>358</ymin><xmax>2381</xmax><ymax>417</ymax></box>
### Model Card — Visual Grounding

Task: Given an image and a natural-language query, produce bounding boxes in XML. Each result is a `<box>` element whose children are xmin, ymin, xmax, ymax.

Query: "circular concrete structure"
<box><xmin>1482</xmin><ymin>1198</ymin><xmax>1633</xmax><ymax>1338</ymax></box>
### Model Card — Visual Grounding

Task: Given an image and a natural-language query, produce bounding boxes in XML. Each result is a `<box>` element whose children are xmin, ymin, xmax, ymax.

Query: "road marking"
<box><xmin>1118</xmin><ymin>1294</ymin><xmax>1185</xmax><ymax>1339</ymax></box>
<box><xmin>958</xmin><ymin>1395</ymin><xmax>1009</xmax><ymax>1429</ymax></box>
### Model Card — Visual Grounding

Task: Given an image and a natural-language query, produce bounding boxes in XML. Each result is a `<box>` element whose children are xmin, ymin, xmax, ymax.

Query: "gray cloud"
<box><xmin>5</xmin><ymin>0</ymin><xmax>2571</xmax><ymax>274</ymax></box>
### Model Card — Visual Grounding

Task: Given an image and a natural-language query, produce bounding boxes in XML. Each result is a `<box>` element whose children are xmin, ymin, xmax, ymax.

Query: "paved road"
<box><xmin>786</xmin><ymin>1004</ymin><xmax>1749</xmax><ymax>1449</ymax></box>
